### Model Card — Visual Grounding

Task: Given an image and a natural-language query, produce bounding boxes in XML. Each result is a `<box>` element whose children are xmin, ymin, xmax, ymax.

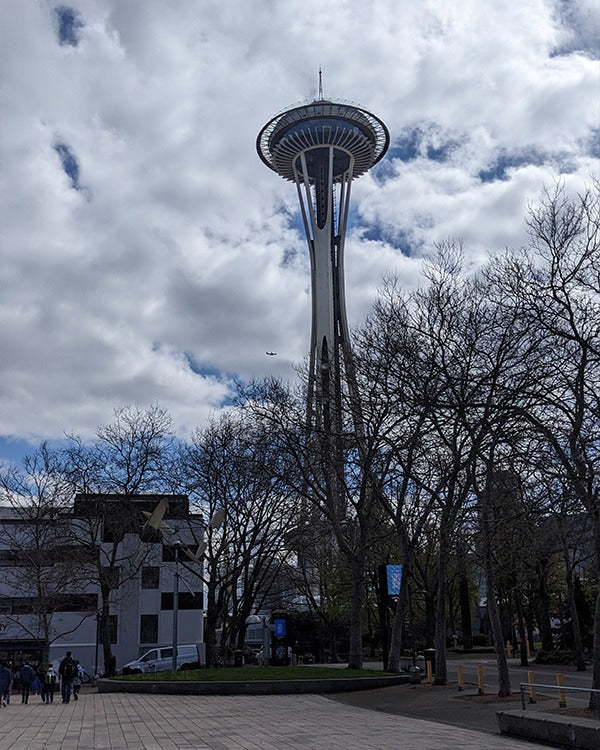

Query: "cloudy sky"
<box><xmin>1</xmin><ymin>0</ymin><xmax>598</xmax><ymax>464</ymax></box>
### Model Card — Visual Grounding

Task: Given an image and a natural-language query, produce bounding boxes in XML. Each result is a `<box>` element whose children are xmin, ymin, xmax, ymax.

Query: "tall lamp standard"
<box><xmin>171</xmin><ymin>541</ymin><xmax>181</xmax><ymax>672</ymax></box>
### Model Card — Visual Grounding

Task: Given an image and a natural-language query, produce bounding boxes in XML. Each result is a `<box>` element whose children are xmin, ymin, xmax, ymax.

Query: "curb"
<box><xmin>98</xmin><ymin>674</ymin><xmax>411</xmax><ymax>696</ymax></box>
<box><xmin>497</xmin><ymin>709</ymin><xmax>600</xmax><ymax>750</ymax></box>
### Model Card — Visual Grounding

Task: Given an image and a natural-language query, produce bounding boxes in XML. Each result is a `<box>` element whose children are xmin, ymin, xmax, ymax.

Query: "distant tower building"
<box><xmin>257</xmin><ymin>84</ymin><xmax>389</xmax><ymax>516</ymax></box>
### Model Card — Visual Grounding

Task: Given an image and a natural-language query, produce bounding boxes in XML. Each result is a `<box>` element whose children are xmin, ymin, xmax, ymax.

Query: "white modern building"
<box><xmin>0</xmin><ymin>494</ymin><xmax>205</xmax><ymax>674</ymax></box>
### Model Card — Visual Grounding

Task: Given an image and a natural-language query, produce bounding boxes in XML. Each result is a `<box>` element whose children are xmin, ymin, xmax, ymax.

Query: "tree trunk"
<box><xmin>433</xmin><ymin>525</ymin><xmax>450</xmax><ymax>685</ymax></box>
<box><xmin>515</xmin><ymin>594</ymin><xmax>529</xmax><ymax>667</ymax></box>
<box><xmin>589</xmin><ymin>521</ymin><xmax>600</xmax><ymax>710</ymax></box>
<box><xmin>486</xmin><ymin>566</ymin><xmax>511</xmax><ymax>696</ymax></box>
<box><xmin>98</xmin><ymin>585</ymin><xmax>114</xmax><ymax>676</ymax></box>
<box><xmin>564</xmin><ymin>550</ymin><xmax>587</xmax><ymax>671</ymax></box>
<box><xmin>387</xmin><ymin>571</ymin><xmax>408</xmax><ymax>672</ymax></box>
<box><xmin>204</xmin><ymin>581</ymin><xmax>218</xmax><ymax>667</ymax></box>
<box><xmin>347</xmin><ymin>557</ymin><xmax>364</xmax><ymax>669</ymax></box>
<box><xmin>457</xmin><ymin>543</ymin><xmax>473</xmax><ymax>650</ymax></box>
<box><xmin>536</xmin><ymin>561</ymin><xmax>554</xmax><ymax>652</ymax></box>
<box><xmin>591</xmin><ymin>585</ymin><xmax>600</xmax><ymax>710</ymax></box>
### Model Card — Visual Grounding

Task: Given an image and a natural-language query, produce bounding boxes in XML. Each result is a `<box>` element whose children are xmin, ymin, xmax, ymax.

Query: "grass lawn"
<box><xmin>115</xmin><ymin>665</ymin><xmax>388</xmax><ymax>682</ymax></box>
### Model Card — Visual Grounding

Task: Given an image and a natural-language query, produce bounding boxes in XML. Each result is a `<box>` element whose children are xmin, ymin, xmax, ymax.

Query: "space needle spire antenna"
<box><xmin>257</xmin><ymin>92</ymin><xmax>389</xmax><ymax>519</ymax></box>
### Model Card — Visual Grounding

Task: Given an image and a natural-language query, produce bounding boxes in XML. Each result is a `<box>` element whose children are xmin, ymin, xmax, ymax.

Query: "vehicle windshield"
<box><xmin>140</xmin><ymin>650</ymin><xmax>158</xmax><ymax>662</ymax></box>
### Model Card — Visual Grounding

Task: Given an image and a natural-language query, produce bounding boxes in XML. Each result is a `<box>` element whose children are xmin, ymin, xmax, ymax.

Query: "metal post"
<box><xmin>556</xmin><ymin>673</ymin><xmax>566</xmax><ymax>708</ymax></box>
<box><xmin>94</xmin><ymin>614</ymin><xmax>99</xmax><ymax>677</ymax></box>
<box><xmin>477</xmin><ymin>664</ymin><xmax>484</xmax><ymax>695</ymax></box>
<box><xmin>172</xmin><ymin>544</ymin><xmax>179</xmax><ymax>672</ymax></box>
<box><xmin>262</xmin><ymin>616</ymin><xmax>270</xmax><ymax>667</ymax></box>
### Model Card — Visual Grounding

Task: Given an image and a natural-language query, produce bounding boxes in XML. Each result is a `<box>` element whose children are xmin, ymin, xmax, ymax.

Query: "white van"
<box><xmin>121</xmin><ymin>644</ymin><xmax>202</xmax><ymax>675</ymax></box>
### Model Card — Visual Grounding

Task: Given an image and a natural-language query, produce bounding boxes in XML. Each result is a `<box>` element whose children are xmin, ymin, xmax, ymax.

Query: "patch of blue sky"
<box><xmin>372</xmin><ymin>125</ymin><xmax>462</xmax><ymax>187</ymax></box>
<box><xmin>184</xmin><ymin>353</ymin><xmax>237</xmax><ymax>384</ymax></box>
<box><xmin>54</xmin><ymin>5</ymin><xmax>83</xmax><ymax>47</ymax></box>
<box><xmin>388</xmin><ymin>128</ymin><xmax>421</xmax><ymax>162</ymax></box>
<box><xmin>361</xmin><ymin>225</ymin><xmax>417</xmax><ymax>257</ymax></box>
<box><xmin>183</xmin><ymin>353</ymin><xmax>240</xmax><ymax>407</ymax></box>
<box><xmin>587</xmin><ymin>128</ymin><xmax>600</xmax><ymax>159</ymax></box>
<box><xmin>280</xmin><ymin>246</ymin><xmax>301</xmax><ymax>268</ymax></box>
<box><xmin>388</xmin><ymin>126</ymin><xmax>461</xmax><ymax>164</ymax></box>
<box><xmin>0</xmin><ymin>436</ymin><xmax>38</xmax><ymax>467</ymax></box>
<box><xmin>479</xmin><ymin>149</ymin><xmax>548</xmax><ymax>183</ymax></box>
<box><xmin>550</xmin><ymin>0</ymin><xmax>600</xmax><ymax>59</ymax></box>
<box><xmin>0</xmin><ymin>436</ymin><xmax>71</xmax><ymax>470</ymax></box>
<box><xmin>54</xmin><ymin>143</ymin><xmax>81</xmax><ymax>189</ymax></box>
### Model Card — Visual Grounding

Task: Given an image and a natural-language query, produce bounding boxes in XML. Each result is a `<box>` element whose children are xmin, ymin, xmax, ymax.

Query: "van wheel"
<box><xmin>179</xmin><ymin>663</ymin><xmax>194</xmax><ymax>671</ymax></box>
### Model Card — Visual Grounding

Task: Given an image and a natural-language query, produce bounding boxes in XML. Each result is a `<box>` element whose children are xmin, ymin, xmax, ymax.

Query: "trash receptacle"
<box><xmin>234</xmin><ymin>650</ymin><xmax>244</xmax><ymax>667</ymax></box>
<box><xmin>409</xmin><ymin>666</ymin><xmax>422</xmax><ymax>684</ymax></box>
<box><xmin>424</xmin><ymin>648</ymin><xmax>436</xmax><ymax>673</ymax></box>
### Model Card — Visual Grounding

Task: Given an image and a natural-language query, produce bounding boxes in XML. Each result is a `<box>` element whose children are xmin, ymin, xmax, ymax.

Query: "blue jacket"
<box><xmin>0</xmin><ymin>666</ymin><xmax>12</xmax><ymax>691</ymax></box>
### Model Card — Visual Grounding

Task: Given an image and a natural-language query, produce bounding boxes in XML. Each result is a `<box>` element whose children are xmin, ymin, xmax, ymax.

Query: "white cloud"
<box><xmin>0</xmin><ymin>0</ymin><xmax>598</xmax><ymax>454</ymax></box>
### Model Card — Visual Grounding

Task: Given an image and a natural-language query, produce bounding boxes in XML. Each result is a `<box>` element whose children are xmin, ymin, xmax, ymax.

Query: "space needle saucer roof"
<box><xmin>257</xmin><ymin>99</ymin><xmax>389</xmax><ymax>183</ymax></box>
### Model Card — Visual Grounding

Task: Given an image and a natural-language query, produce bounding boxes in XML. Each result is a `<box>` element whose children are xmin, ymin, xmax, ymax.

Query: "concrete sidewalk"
<box><xmin>0</xmin><ymin>691</ymin><xmax>550</xmax><ymax>750</ymax></box>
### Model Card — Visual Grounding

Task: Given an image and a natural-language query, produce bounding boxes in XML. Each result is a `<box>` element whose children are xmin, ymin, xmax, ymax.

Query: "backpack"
<box><xmin>46</xmin><ymin>670</ymin><xmax>57</xmax><ymax>685</ymax></box>
<box><xmin>63</xmin><ymin>659</ymin><xmax>77</xmax><ymax>680</ymax></box>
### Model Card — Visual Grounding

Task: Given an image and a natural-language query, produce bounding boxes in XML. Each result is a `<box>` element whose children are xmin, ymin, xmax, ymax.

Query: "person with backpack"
<box><xmin>43</xmin><ymin>665</ymin><xmax>58</xmax><ymax>703</ymax></box>
<box><xmin>19</xmin><ymin>661</ymin><xmax>35</xmax><ymax>704</ymax></box>
<box><xmin>58</xmin><ymin>651</ymin><xmax>77</xmax><ymax>704</ymax></box>
<box><xmin>72</xmin><ymin>661</ymin><xmax>84</xmax><ymax>700</ymax></box>
<box><xmin>0</xmin><ymin>661</ymin><xmax>12</xmax><ymax>707</ymax></box>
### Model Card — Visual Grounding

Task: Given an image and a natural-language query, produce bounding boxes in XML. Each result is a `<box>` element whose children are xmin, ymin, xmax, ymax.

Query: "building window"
<box><xmin>160</xmin><ymin>592</ymin><xmax>203</xmax><ymax>610</ymax></box>
<box><xmin>141</xmin><ymin>566</ymin><xmax>160</xmax><ymax>589</ymax></box>
<box><xmin>162</xmin><ymin>545</ymin><xmax>178</xmax><ymax>562</ymax></box>
<box><xmin>140</xmin><ymin>614</ymin><xmax>158</xmax><ymax>644</ymax></box>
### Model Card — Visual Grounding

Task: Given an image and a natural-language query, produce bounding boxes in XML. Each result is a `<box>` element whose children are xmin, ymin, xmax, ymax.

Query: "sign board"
<box><xmin>386</xmin><ymin>564</ymin><xmax>403</xmax><ymax>596</ymax></box>
<box><xmin>273</xmin><ymin>618</ymin><xmax>286</xmax><ymax>638</ymax></box>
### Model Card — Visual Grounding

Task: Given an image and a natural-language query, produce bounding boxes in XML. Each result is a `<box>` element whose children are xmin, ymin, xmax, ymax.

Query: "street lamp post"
<box><xmin>172</xmin><ymin>542</ymin><xmax>180</xmax><ymax>672</ymax></box>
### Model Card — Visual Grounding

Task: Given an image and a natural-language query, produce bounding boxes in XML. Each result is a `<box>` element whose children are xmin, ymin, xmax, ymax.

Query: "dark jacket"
<box><xmin>19</xmin><ymin>663</ymin><xmax>34</xmax><ymax>685</ymax></box>
<box><xmin>59</xmin><ymin>656</ymin><xmax>77</xmax><ymax>681</ymax></box>
<box><xmin>0</xmin><ymin>666</ymin><xmax>12</xmax><ymax>691</ymax></box>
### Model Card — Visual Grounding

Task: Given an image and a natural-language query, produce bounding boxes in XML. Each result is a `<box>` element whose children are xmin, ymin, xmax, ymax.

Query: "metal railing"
<box><xmin>519</xmin><ymin>682</ymin><xmax>600</xmax><ymax>720</ymax></box>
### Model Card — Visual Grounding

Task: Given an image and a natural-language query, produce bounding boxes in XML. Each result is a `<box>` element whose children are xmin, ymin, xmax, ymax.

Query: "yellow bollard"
<box><xmin>477</xmin><ymin>663</ymin><xmax>484</xmax><ymax>695</ymax></box>
<box><xmin>426</xmin><ymin>660</ymin><xmax>433</xmax><ymax>682</ymax></box>
<box><xmin>527</xmin><ymin>670</ymin><xmax>536</xmax><ymax>703</ymax></box>
<box><xmin>456</xmin><ymin>664</ymin><xmax>464</xmax><ymax>692</ymax></box>
<box><xmin>556</xmin><ymin>673</ymin><xmax>567</xmax><ymax>708</ymax></box>
<box><xmin>505</xmin><ymin>641</ymin><xmax>512</xmax><ymax>658</ymax></box>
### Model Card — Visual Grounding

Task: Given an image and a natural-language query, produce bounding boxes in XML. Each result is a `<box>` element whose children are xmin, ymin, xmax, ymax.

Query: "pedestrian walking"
<box><xmin>72</xmin><ymin>661</ymin><xmax>84</xmax><ymax>700</ymax></box>
<box><xmin>58</xmin><ymin>651</ymin><xmax>78</xmax><ymax>704</ymax></box>
<box><xmin>19</xmin><ymin>661</ymin><xmax>35</xmax><ymax>704</ymax></box>
<box><xmin>44</xmin><ymin>665</ymin><xmax>58</xmax><ymax>703</ymax></box>
<box><xmin>34</xmin><ymin>664</ymin><xmax>45</xmax><ymax>702</ymax></box>
<box><xmin>0</xmin><ymin>661</ymin><xmax>12</xmax><ymax>707</ymax></box>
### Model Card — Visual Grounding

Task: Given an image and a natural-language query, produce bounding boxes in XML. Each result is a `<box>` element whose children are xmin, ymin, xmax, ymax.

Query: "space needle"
<box><xmin>257</xmin><ymin>78</ymin><xmax>389</xmax><ymax>517</ymax></box>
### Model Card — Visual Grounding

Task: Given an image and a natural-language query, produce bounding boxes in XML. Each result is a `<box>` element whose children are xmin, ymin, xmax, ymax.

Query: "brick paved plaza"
<box><xmin>0</xmin><ymin>692</ymin><xmax>549</xmax><ymax>750</ymax></box>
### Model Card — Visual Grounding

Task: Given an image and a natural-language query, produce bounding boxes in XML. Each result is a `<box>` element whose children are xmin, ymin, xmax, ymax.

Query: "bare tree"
<box><xmin>181</xmin><ymin>409</ymin><xmax>297</xmax><ymax>666</ymax></box>
<box><xmin>0</xmin><ymin>444</ymin><xmax>89</xmax><ymax>664</ymax></box>
<box><xmin>488</xmin><ymin>183</ymin><xmax>600</xmax><ymax>701</ymax></box>
<box><xmin>60</xmin><ymin>405</ymin><xmax>175</xmax><ymax>674</ymax></box>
